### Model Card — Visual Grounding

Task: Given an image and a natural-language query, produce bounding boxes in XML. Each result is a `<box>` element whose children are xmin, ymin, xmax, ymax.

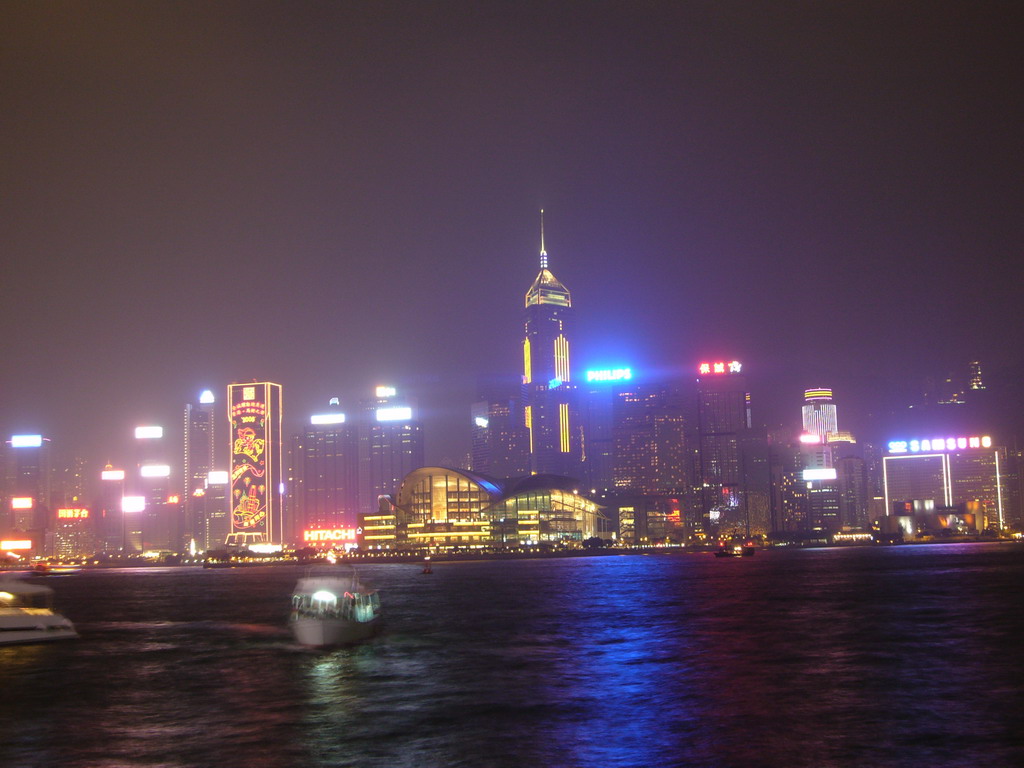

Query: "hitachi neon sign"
<box><xmin>698</xmin><ymin>361</ymin><xmax>742</xmax><ymax>375</ymax></box>
<box><xmin>888</xmin><ymin>435</ymin><xmax>992</xmax><ymax>454</ymax></box>
<box><xmin>303</xmin><ymin>528</ymin><xmax>359</xmax><ymax>543</ymax></box>
<box><xmin>586</xmin><ymin>368</ymin><xmax>632</xmax><ymax>382</ymax></box>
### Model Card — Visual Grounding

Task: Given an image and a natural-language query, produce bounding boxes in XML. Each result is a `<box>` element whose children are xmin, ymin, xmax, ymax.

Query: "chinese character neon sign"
<box><xmin>887</xmin><ymin>435</ymin><xmax>992</xmax><ymax>454</ymax></box>
<box><xmin>57</xmin><ymin>508</ymin><xmax>89</xmax><ymax>519</ymax></box>
<box><xmin>698</xmin><ymin>361</ymin><xmax>742</xmax><ymax>375</ymax></box>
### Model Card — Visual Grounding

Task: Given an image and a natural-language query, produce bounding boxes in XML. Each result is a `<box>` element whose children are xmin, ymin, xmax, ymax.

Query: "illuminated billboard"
<box><xmin>101</xmin><ymin>469</ymin><xmax>126</xmax><ymax>481</ymax></box>
<box><xmin>57</xmin><ymin>508</ymin><xmax>89</xmax><ymax>519</ymax></box>
<box><xmin>10</xmin><ymin>497</ymin><xmax>33</xmax><ymax>510</ymax></box>
<box><xmin>377</xmin><ymin>406</ymin><xmax>412</xmax><ymax>422</ymax></box>
<box><xmin>135</xmin><ymin>426</ymin><xmax>164</xmax><ymax>439</ymax></box>
<box><xmin>229</xmin><ymin>382</ymin><xmax>283</xmax><ymax>544</ymax></box>
<box><xmin>311</xmin><ymin>413</ymin><xmax>346</xmax><ymax>425</ymax></box>
<box><xmin>207</xmin><ymin>470</ymin><xmax>228</xmax><ymax>485</ymax></box>
<box><xmin>698</xmin><ymin>361</ymin><xmax>742</xmax><ymax>375</ymax></box>
<box><xmin>802</xmin><ymin>468</ymin><xmax>838</xmax><ymax>481</ymax></box>
<box><xmin>585</xmin><ymin>368</ymin><xmax>632</xmax><ymax>383</ymax></box>
<box><xmin>375</xmin><ymin>386</ymin><xmax>397</xmax><ymax>398</ymax></box>
<box><xmin>122</xmin><ymin>496</ymin><xmax>146</xmax><ymax>513</ymax></box>
<box><xmin>140</xmin><ymin>464</ymin><xmax>171</xmax><ymax>478</ymax></box>
<box><xmin>1</xmin><ymin>540</ymin><xmax>32</xmax><ymax>551</ymax></box>
<box><xmin>888</xmin><ymin>435</ymin><xmax>992</xmax><ymax>454</ymax></box>
<box><xmin>10</xmin><ymin>434</ymin><xmax>43</xmax><ymax>448</ymax></box>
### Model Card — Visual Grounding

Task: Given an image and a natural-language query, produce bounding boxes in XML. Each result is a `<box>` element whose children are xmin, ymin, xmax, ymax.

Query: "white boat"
<box><xmin>0</xmin><ymin>578</ymin><xmax>78</xmax><ymax>645</ymax></box>
<box><xmin>289</xmin><ymin>571</ymin><xmax>381</xmax><ymax>647</ymax></box>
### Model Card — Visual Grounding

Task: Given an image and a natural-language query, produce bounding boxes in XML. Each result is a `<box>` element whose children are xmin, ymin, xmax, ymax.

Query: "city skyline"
<box><xmin>2</xmin><ymin>2</ymin><xmax>1021</xmax><ymax>467</ymax></box>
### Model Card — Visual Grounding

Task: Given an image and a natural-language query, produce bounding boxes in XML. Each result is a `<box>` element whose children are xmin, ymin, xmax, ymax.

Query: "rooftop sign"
<box><xmin>698</xmin><ymin>361</ymin><xmax>742</xmax><ymax>375</ymax></box>
<box><xmin>586</xmin><ymin>368</ymin><xmax>632</xmax><ymax>383</ymax></box>
<box><xmin>888</xmin><ymin>435</ymin><xmax>993</xmax><ymax>454</ymax></box>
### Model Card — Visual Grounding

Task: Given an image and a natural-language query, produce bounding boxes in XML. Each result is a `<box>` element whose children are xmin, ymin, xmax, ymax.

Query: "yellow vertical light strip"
<box><xmin>523</xmin><ymin>338</ymin><xmax>532</xmax><ymax>384</ymax></box>
<box><xmin>995</xmin><ymin>450</ymin><xmax>1003</xmax><ymax>528</ymax></box>
<box><xmin>553</xmin><ymin>335</ymin><xmax>570</xmax><ymax>382</ymax></box>
<box><xmin>559</xmin><ymin>402</ymin><xmax>570</xmax><ymax>453</ymax></box>
<box><xmin>525</xmin><ymin>405</ymin><xmax>534</xmax><ymax>453</ymax></box>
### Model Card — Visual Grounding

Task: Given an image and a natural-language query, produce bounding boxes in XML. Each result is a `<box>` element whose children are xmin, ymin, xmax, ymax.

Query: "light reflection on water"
<box><xmin>1</xmin><ymin>543</ymin><xmax>1023</xmax><ymax>767</ymax></box>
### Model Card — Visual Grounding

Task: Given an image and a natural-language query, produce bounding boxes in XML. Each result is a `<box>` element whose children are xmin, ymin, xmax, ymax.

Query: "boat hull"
<box><xmin>290</xmin><ymin>616</ymin><xmax>379</xmax><ymax>647</ymax></box>
<box><xmin>0</xmin><ymin>614</ymin><xmax>78</xmax><ymax>645</ymax></box>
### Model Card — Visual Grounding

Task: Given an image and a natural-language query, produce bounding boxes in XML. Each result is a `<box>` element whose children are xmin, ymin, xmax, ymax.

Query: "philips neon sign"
<box><xmin>586</xmin><ymin>368</ymin><xmax>632</xmax><ymax>382</ymax></box>
<box><xmin>887</xmin><ymin>435</ymin><xmax>992</xmax><ymax>454</ymax></box>
<box><xmin>698</xmin><ymin>361</ymin><xmax>742</xmax><ymax>375</ymax></box>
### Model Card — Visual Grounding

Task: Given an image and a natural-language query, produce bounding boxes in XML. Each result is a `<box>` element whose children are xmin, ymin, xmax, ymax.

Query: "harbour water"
<box><xmin>2</xmin><ymin>542</ymin><xmax>1024</xmax><ymax>767</ymax></box>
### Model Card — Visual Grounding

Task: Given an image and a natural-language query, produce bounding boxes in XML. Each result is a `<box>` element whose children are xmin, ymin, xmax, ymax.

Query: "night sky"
<box><xmin>2</xmin><ymin>1</ymin><xmax>1021</xmax><ymax>469</ymax></box>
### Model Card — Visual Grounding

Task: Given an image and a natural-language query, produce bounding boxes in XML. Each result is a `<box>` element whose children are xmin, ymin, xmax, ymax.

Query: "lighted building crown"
<box><xmin>525</xmin><ymin>209</ymin><xmax>571</xmax><ymax>308</ymax></box>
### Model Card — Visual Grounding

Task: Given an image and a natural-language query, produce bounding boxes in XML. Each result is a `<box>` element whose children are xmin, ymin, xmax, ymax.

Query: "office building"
<box><xmin>184</xmin><ymin>389</ymin><xmax>217</xmax><ymax>546</ymax></box>
<box><xmin>290</xmin><ymin>400</ymin><xmax>360</xmax><ymax>541</ymax></box>
<box><xmin>695</xmin><ymin>360</ymin><xmax>767</xmax><ymax>536</ymax></box>
<box><xmin>471</xmin><ymin>381</ymin><xmax>531</xmax><ymax>479</ymax></box>
<box><xmin>883</xmin><ymin>433</ymin><xmax>1004</xmax><ymax>530</ymax></box>
<box><xmin>357</xmin><ymin>386</ymin><xmax>424</xmax><ymax>513</ymax></box>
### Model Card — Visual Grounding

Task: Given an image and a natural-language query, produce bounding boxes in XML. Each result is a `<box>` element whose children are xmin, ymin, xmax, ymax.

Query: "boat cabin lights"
<box><xmin>311</xmin><ymin>590</ymin><xmax>337</xmax><ymax>604</ymax></box>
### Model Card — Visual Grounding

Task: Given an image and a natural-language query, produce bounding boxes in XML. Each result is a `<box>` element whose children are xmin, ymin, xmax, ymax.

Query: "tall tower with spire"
<box><xmin>522</xmin><ymin>211</ymin><xmax>580</xmax><ymax>477</ymax></box>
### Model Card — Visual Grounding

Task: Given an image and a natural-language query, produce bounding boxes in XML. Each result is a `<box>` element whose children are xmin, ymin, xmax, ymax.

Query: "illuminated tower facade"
<box><xmin>802</xmin><ymin>388</ymin><xmax>838</xmax><ymax>441</ymax></box>
<box><xmin>522</xmin><ymin>212</ymin><xmax>580</xmax><ymax>477</ymax></box>
<box><xmin>227</xmin><ymin>381</ymin><xmax>284</xmax><ymax>546</ymax></box>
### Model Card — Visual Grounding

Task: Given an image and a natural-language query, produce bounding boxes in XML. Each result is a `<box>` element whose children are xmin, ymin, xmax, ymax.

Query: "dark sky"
<box><xmin>2</xmin><ymin>1</ymin><xmax>1021</xmax><ymax>468</ymax></box>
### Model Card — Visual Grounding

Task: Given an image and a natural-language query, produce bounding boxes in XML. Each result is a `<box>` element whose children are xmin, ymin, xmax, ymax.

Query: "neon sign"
<box><xmin>230</xmin><ymin>387</ymin><xmax>269</xmax><ymax>531</ymax></box>
<box><xmin>11</xmin><ymin>497</ymin><xmax>33</xmax><ymax>510</ymax></box>
<box><xmin>698</xmin><ymin>361</ymin><xmax>742</xmax><ymax>375</ymax></box>
<box><xmin>101</xmin><ymin>469</ymin><xmax>126</xmax><ymax>481</ymax></box>
<box><xmin>135</xmin><ymin>426</ymin><xmax>163</xmax><ymax>439</ymax></box>
<box><xmin>586</xmin><ymin>368</ymin><xmax>633</xmax><ymax>382</ymax></box>
<box><xmin>376</xmin><ymin>386</ymin><xmax>397</xmax><ymax>398</ymax></box>
<box><xmin>887</xmin><ymin>435</ymin><xmax>992</xmax><ymax>454</ymax></box>
<box><xmin>57</xmin><ymin>508</ymin><xmax>89</xmax><ymax>519</ymax></box>
<box><xmin>1</xmin><ymin>540</ymin><xmax>32</xmax><ymax>551</ymax></box>
<box><xmin>303</xmin><ymin>528</ymin><xmax>360</xmax><ymax>544</ymax></box>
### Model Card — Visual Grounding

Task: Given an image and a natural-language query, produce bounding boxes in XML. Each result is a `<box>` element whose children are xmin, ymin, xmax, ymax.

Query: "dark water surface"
<box><xmin>3</xmin><ymin>543</ymin><xmax>1024</xmax><ymax>768</ymax></box>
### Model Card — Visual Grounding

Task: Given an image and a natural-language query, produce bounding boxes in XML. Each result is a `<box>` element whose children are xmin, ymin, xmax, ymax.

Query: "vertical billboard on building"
<box><xmin>228</xmin><ymin>382</ymin><xmax>283</xmax><ymax>545</ymax></box>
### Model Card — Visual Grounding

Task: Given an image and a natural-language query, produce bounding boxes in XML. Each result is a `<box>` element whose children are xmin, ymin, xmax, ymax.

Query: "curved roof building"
<box><xmin>370</xmin><ymin>466</ymin><xmax>603</xmax><ymax>550</ymax></box>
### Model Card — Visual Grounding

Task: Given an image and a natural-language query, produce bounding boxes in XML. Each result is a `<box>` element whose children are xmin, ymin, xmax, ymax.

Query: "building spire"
<box><xmin>539</xmin><ymin>209</ymin><xmax>548</xmax><ymax>269</ymax></box>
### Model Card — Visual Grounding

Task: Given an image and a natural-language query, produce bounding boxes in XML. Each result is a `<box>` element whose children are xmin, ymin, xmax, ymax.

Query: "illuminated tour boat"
<box><xmin>714</xmin><ymin>541</ymin><xmax>756</xmax><ymax>558</ymax></box>
<box><xmin>0</xmin><ymin>578</ymin><xmax>78</xmax><ymax>645</ymax></box>
<box><xmin>289</xmin><ymin>572</ymin><xmax>381</xmax><ymax>647</ymax></box>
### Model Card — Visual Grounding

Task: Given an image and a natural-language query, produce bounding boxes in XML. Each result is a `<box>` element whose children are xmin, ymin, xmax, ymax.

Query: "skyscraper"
<box><xmin>522</xmin><ymin>212</ymin><xmax>580</xmax><ymax>477</ymax></box>
<box><xmin>184</xmin><ymin>389</ymin><xmax>217</xmax><ymax>547</ymax></box>
<box><xmin>227</xmin><ymin>381</ymin><xmax>284</xmax><ymax>546</ymax></box>
<box><xmin>470</xmin><ymin>382</ymin><xmax>530</xmax><ymax>479</ymax></box>
<box><xmin>695</xmin><ymin>360</ymin><xmax>769</xmax><ymax>536</ymax></box>
<box><xmin>290</xmin><ymin>400</ymin><xmax>359</xmax><ymax>538</ymax></box>
<box><xmin>357</xmin><ymin>386</ymin><xmax>424</xmax><ymax>512</ymax></box>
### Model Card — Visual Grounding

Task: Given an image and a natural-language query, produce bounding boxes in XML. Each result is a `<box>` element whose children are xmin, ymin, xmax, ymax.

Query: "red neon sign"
<box><xmin>698</xmin><ymin>361</ymin><xmax>742</xmax><ymax>375</ymax></box>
